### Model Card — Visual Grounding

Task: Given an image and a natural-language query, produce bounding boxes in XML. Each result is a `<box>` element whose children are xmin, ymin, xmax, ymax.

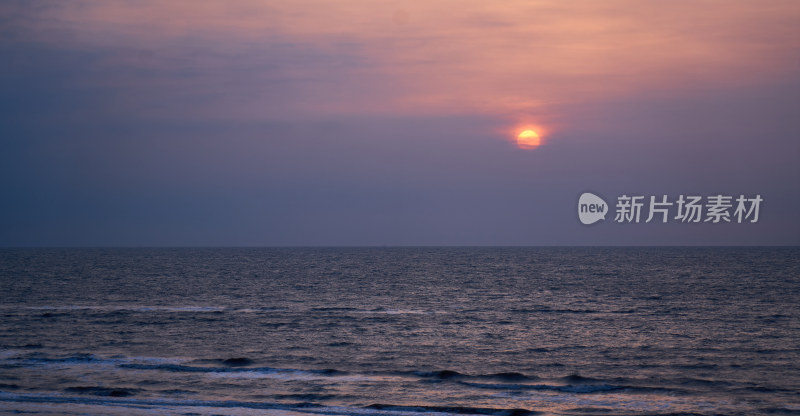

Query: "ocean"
<box><xmin>0</xmin><ymin>247</ymin><xmax>797</xmax><ymax>416</ymax></box>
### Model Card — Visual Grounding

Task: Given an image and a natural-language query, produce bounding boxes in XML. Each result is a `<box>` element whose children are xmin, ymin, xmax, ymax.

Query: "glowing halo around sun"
<box><xmin>516</xmin><ymin>129</ymin><xmax>541</xmax><ymax>149</ymax></box>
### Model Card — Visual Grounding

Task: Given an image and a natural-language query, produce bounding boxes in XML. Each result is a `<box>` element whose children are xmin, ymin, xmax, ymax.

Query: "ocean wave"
<box><xmin>414</xmin><ymin>370</ymin><xmax>537</xmax><ymax>382</ymax></box>
<box><xmin>20</xmin><ymin>305</ymin><xmax>295</xmax><ymax>315</ymax></box>
<box><xmin>0</xmin><ymin>352</ymin><xmax>357</xmax><ymax>381</ymax></box>
<box><xmin>24</xmin><ymin>305</ymin><xmax>229</xmax><ymax>314</ymax></box>
<box><xmin>0</xmin><ymin>352</ymin><xmax>182</xmax><ymax>370</ymax></box>
<box><xmin>119</xmin><ymin>362</ymin><xmax>363</xmax><ymax>382</ymax></box>
<box><xmin>64</xmin><ymin>386</ymin><xmax>139</xmax><ymax>397</ymax></box>
<box><xmin>0</xmin><ymin>352</ymin><xmax>731</xmax><ymax>401</ymax></box>
<box><xmin>19</xmin><ymin>305</ymin><xmax>441</xmax><ymax>315</ymax></box>
<box><xmin>0</xmin><ymin>391</ymin><xmax>538</xmax><ymax>416</ymax></box>
<box><xmin>310</xmin><ymin>307</ymin><xmax>441</xmax><ymax>315</ymax></box>
<box><xmin>407</xmin><ymin>370</ymin><xmax>645</xmax><ymax>394</ymax></box>
<box><xmin>457</xmin><ymin>381</ymin><xmax>625</xmax><ymax>393</ymax></box>
<box><xmin>365</xmin><ymin>404</ymin><xmax>538</xmax><ymax>416</ymax></box>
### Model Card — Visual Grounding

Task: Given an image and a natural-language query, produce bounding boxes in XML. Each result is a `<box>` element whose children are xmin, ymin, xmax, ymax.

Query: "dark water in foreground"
<box><xmin>0</xmin><ymin>247</ymin><xmax>798</xmax><ymax>416</ymax></box>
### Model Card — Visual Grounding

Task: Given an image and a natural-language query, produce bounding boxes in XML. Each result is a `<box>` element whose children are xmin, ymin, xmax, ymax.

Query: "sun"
<box><xmin>516</xmin><ymin>129</ymin><xmax>541</xmax><ymax>149</ymax></box>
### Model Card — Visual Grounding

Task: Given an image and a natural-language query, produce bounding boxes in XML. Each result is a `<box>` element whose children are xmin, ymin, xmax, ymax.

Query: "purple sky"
<box><xmin>1</xmin><ymin>0</ymin><xmax>798</xmax><ymax>246</ymax></box>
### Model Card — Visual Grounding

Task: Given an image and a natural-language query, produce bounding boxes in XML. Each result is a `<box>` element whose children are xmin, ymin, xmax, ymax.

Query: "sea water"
<box><xmin>0</xmin><ymin>247</ymin><xmax>798</xmax><ymax>415</ymax></box>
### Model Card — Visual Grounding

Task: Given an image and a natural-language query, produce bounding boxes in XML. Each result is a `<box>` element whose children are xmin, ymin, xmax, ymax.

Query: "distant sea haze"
<box><xmin>1</xmin><ymin>247</ymin><xmax>798</xmax><ymax>415</ymax></box>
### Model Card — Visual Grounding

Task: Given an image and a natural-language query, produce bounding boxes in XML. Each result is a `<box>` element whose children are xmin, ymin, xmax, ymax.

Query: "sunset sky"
<box><xmin>1</xmin><ymin>0</ymin><xmax>798</xmax><ymax>246</ymax></box>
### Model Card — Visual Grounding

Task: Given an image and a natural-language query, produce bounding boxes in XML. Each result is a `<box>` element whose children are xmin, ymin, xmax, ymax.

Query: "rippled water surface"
<box><xmin>1</xmin><ymin>247</ymin><xmax>798</xmax><ymax>415</ymax></box>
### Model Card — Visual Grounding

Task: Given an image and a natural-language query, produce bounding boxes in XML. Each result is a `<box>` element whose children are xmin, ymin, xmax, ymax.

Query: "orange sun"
<box><xmin>516</xmin><ymin>129</ymin><xmax>541</xmax><ymax>149</ymax></box>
